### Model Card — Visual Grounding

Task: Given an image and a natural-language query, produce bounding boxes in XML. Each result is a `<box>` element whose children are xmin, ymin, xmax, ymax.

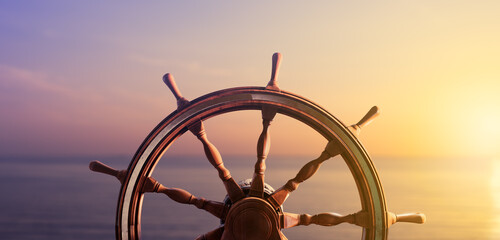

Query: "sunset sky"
<box><xmin>1</xmin><ymin>1</ymin><xmax>499</xmax><ymax>159</ymax></box>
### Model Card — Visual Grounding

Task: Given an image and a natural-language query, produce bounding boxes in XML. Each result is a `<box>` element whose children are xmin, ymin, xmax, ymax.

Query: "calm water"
<box><xmin>0</xmin><ymin>155</ymin><xmax>498</xmax><ymax>239</ymax></box>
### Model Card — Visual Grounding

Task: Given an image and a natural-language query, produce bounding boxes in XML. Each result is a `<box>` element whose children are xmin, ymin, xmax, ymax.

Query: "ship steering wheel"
<box><xmin>89</xmin><ymin>53</ymin><xmax>425</xmax><ymax>240</ymax></box>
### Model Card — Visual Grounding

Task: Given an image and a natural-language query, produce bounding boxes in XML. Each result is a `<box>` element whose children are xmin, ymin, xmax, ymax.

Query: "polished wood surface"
<box><xmin>222</xmin><ymin>197</ymin><xmax>283</xmax><ymax>240</ymax></box>
<box><xmin>196</xmin><ymin>227</ymin><xmax>224</xmax><ymax>240</ymax></box>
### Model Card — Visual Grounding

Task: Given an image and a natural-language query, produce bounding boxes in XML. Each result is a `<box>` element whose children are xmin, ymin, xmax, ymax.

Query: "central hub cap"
<box><xmin>224</xmin><ymin>197</ymin><xmax>279</xmax><ymax>240</ymax></box>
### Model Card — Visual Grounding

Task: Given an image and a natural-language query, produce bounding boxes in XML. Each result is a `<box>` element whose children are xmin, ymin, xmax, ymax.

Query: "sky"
<box><xmin>1</xmin><ymin>1</ymin><xmax>499</xmax><ymax>159</ymax></box>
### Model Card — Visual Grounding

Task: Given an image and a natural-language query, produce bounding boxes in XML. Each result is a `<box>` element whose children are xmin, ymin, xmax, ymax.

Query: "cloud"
<box><xmin>128</xmin><ymin>54</ymin><xmax>233</xmax><ymax>77</ymax></box>
<box><xmin>0</xmin><ymin>64</ymin><xmax>75</xmax><ymax>97</ymax></box>
<box><xmin>0</xmin><ymin>63</ymin><xmax>166</xmax><ymax>112</ymax></box>
<box><xmin>0</xmin><ymin>64</ymin><xmax>168</xmax><ymax>156</ymax></box>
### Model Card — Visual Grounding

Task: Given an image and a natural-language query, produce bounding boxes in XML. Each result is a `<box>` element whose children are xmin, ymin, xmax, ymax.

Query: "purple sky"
<box><xmin>1</xmin><ymin>1</ymin><xmax>499</xmax><ymax>158</ymax></box>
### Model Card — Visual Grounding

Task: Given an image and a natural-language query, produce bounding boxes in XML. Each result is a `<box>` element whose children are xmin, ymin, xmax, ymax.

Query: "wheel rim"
<box><xmin>116</xmin><ymin>87</ymin><xmax>388</xmax><ymax>240</ymax></box>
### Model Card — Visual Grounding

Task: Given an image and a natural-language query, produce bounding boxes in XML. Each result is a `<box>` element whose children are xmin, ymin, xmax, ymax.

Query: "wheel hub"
<box><xmin>224</xmin><ymin>197</ymin><xmax>279</xmax><ymax>240</ymax></box>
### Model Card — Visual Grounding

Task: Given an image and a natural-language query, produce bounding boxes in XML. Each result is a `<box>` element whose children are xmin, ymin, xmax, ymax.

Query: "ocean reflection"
<box><xmin>491</xmin><ymin>159</ymin><xmax>500</xmax><ymax>239</ymax></box>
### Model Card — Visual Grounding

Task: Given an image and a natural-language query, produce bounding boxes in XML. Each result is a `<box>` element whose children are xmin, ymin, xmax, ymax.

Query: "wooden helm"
<box><xmin>90</xmin><ymin>53</ymin><xmax>425</xmax><ymax>240</ymax></box>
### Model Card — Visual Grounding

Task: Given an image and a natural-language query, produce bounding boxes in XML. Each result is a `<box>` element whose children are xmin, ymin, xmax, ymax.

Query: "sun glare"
<box><xmin>440</xmin><ymin>82</ymin><xmax>500</xmax><ymax>158</ymax></box>
<box><xmin>466</xmin><ymin>104</ymin><xmax>500</xmax><ymax>157</ymax></box>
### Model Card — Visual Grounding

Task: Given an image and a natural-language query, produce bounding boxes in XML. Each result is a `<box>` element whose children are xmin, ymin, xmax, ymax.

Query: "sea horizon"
<box><xmin>0</xmin><ymin>154</ymin><xmax>498</xmax><ymax>239</ymax></box>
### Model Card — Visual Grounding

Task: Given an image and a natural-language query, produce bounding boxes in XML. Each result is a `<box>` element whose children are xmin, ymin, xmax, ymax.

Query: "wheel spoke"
<box><xmin>195</xmin><ymin>226</ymin><xmax>224</xmax><ymax>240</ymax></box>
<box><xmin>280</xmin><ymin>211</ymin><xmax>367</xmax><ymax>229</ymax></box>
<box><xmin>249</xmin><ymin>106</ymin><xmax>277</xmax><ymax>198</ymax></box>
<box><xmin>189</xmin><ymin>120</ymin><xmax>245</xmax><ymax>202</ymax></box>
<box><xmin>142</xmin><ymin>177</ymin><xmax>229</xmax><ymax>220</ymax></box>
<box><xmin>388</xmin><ymin>212</ymin><xmax>426</xmax><ymax>227</ymax></box>
<box><xmin>279</xmin><ymin>210</ymin><xmax>426</xmax><ymax>229</ymax></box>
<box><xmin>267</xmin><ymin>140</ymin><xmax>342</xmax><ymax>209</ymax></box>
<box><xmin>163</xmin><ymin>73</ymin><xmax>244</xmax><ymax>202</ymax></box>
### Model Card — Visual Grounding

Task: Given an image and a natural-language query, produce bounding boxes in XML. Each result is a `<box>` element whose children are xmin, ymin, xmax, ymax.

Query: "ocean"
<box><xmin>0</xmin><ymin>155</ymin><xmax>498</xmax><ymax>239</ymax></box>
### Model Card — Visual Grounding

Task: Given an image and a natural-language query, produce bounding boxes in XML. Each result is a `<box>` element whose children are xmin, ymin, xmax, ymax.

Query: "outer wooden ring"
<box><xmin>116</xmin><ymin>87</ymin><xmax>388</xmax><ymax>240</ymax></box>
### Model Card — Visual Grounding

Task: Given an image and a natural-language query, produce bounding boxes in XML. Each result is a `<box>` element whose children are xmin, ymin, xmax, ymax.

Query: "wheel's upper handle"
<box><xmin>163</xmin><ymin>73</ymin><xmax>190</xmax><ymax>109</ymax></box>
<box><xmin>266</xmin><ymin>52</ymin><xmax>282</xmax><ymax>91</ymax></box>
<box><xmin>349</xmin><ymin>106</ymin><xmax>380</xmax><ymax>136</ymax></box>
